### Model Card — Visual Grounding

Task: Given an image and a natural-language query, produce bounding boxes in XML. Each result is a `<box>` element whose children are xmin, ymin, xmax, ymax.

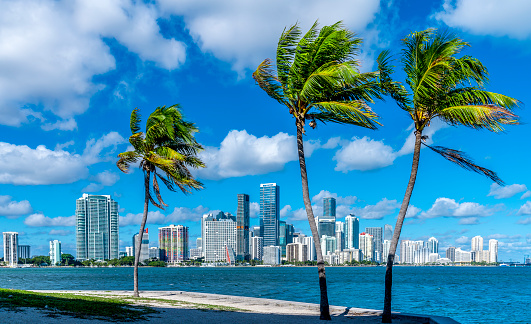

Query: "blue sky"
<box><xmin>1</xmin><ymin>0</ymin><xmax>530</xmax><ymax>261</ymax></box>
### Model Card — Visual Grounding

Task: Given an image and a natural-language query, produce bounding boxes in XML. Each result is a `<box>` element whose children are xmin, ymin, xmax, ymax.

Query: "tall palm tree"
<box><xmin>117</xmin><ymin>104</ymin><xmax>205</xmax><ymax>297</ymax></box>
<box><xmin>381</xmin><ymin>29</ymin><xmax>519</xmax><ymax>323</ymax></box>
<box><xmin>253</xmin><ymin>21</ymin><xmax>389</xmax><ymax>320</ymax></box>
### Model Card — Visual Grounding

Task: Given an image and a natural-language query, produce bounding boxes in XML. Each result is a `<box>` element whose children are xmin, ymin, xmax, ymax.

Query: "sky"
<box><xmin>1</xmin><ymin>0</ymin><xmax>530</xmax><ymax>262</ymax></box>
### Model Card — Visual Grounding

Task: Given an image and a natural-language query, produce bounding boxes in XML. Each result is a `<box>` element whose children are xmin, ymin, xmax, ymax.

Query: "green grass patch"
<box><xmin>122</xmin><ymin>296</ymin><xmax>248</xmax><ymax>312</ymax></box>
<box><xmin>0</xmin><ymin>289</ymin><xmax>156</xmax><ymax>321</ymax></box>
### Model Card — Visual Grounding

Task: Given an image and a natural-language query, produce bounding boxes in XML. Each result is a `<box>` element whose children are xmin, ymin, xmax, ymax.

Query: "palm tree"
<box><xmin>117</xmin><ymin>104</ymin><xmax>205</xmax><ymax>297</ymax></box>
<box><xmin>381</xmin><ymin>29</ymin><xmax>519</xmax><ymax>323</ymax></box>
<box><xmin>253</xmin><ymin>21</ymin><xmax>388</xmax><ymax>320</ymax></box>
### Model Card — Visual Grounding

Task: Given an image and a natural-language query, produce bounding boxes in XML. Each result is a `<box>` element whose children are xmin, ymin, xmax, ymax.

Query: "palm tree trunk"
<box><xmin>296</xmin><ymin>120</ymin><xmax>331</xmax><ymax>320</ymax></box>
<box><xmin>134</xmin><ymin>171</ymin><xmax>151</xmax><ymax>298</ymax></box>
<box><xmin>382</xmin><ymin>131</ymin><xmax>422</xmax><ymax>323</ymax></box>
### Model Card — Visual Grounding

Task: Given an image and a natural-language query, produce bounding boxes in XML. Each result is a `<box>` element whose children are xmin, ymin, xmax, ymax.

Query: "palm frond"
<box><xmin>116</xmin><ymin>151</ymin><xmax>139</xmax><ymax>173</ymax></box>
<box><xmin>311</xmin><ymin>101</ymin><xmax>380</xmax><ymax>129</ymax></box>
<box><xmin>130</xmin><ymin>108</ymin><xmax>141</xmax><ymax>134</ymax></box>
<box><xmin>437</xmin><ymin>104</ymin><xmax>518</xmax><ymax>131</ymax></box>
<box><xmin>377</xmin><ymin>50</ymin><xmax>411</xmax><ymax>111</ymax></box>
<box><xmin>252</xmin><ymin>59</ymin><xmax>287</xmax><ymax>106</ymax></box>
<box><xmin>152</xmin><ymin>172</ymin><xmax>168</xmax><ymax>207</ymax></box>
<box><xmin>276</xmin><ymin>23</ymin><xmax>301</xmax><ymax>96</ymax></box>
<box><xmin>424</xmin><ymin>144</ymin><xmax>503</xmax><ymax>185</ymax></box>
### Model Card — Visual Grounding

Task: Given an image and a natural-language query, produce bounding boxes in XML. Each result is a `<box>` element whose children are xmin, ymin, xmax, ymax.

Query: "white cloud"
<box><xmin>197</xmin><ymin>130</ymin><xmax>307</xmax><ymax>180</ymax></box>
<box><xmin>435</xmin><ymin>0</ymin><xmax>531</xmax><ymax>39</ymax></box>
<box><xmin>158</xmin><ymin>0</ymin><xmax>380</xmax><ymax>73</ymax></box>
<box><xmin>49</xmin><ymin>229</ymin><xmax>74</xmax><ymax>236</ymax></box>
<box><xmin>82</xmin><ymin>170</ymin><xmax>120</xmax><ymax>192</ymax></box>
<box><xmin>517</xmin><ymin>217</ymin><xmax>531</xmax><ymax>225</ymax></box>
<box><xmin>0</xmin><ymin>0</ymin><xmax>185</xmax><ymax>128</ymax></box>
<box><xmin>455</xmin><ymin>236</ymin><xmax>469</xmax><ymax>244</ymax></box>
<box><xmin>521</xmin><ymin>191</ymin><xmax>531</xmax><ymax>199</ymax></box>
<box><xmin>334</xmin><ymin>136</ymin><xmax>396</xmax><ymax>172</ymax></box>
<box><xmin>119</xmin><ymin>206</ymin><xmax>208</xmax><ymax>226</ymax></box>
<box><xmin>0</xmin><ymin>132</ymin><xmax>125</xmax><ymax>185</ymax></box>
<box><xmin>418</xmin><ymin>197</ymin><xmax>500</xmax><ymax>220</ymax></box>
<box><xmin>517</xmin><ymin>201</ymin><xmax>531</xmax><ymax>215</ymax></box>
<box><xmin>405</xmin><ymin>205</ymin><xmax>422</xmax><ymax>219</ymax></box>
<box><xmin>311</xmin><ymin>190</ymin><xmax>357</xmax><ymax>205</ymax></box>
<box><xmin>0</xmin><ymin>196</ymin><xmax>32</xmax><ymax>216</ymax></box>
<box><xmin>249</xmin><ymin>202</ymin><xmax>259</xmax><ymax>219</ymax></box>
<box><xmin>488</xmin><ymin>183</ymin><xmax>527</xmax><ymax>199</ymax></box>
<box><xmin>24</xmin><ymin>213</ymin><xmax>75</xmax><ymax>227</ymax></box>
<box><xmin>458</xmin><ymin>217</ymin><xmax>479</xmax><ymax>225</ymax></box>
<box><xmin>396</xmin><ymin>119</ymin><xmax>449</xmax><ymax>156</ymax></box>
<box><xmin>353</xmin><ymin>198</ymin><xmax>400</xmax><ymax>220</ymax></box>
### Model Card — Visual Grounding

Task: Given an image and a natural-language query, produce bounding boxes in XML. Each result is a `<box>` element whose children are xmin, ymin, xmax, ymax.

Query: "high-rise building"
<box><xmin>365</xmin><ymin>227</ymin><xmax>383</xmax><ymax>262</ymax></box>
<box><xmin>446</xmin><ymin>246</ymin><xmax>456</xmax><ymax>262</ymax></box>
<box><xmin>323</xmin><ymin>197</ymin><xmax>336</xmax><ymax>217</ymax></box>
<box><xmin>344</xmin><ymin>215</ymin><xmax>359</xmax><ymax>249</ymax></box>
<box><xmin>320</xmin><ymin>236</ymin><xmax>337</xmax><ymax>255</ymax></box>
<box><xmin>384</xmin><ymin>224</ymin><xmax>393</xmax><ymax>241</ymax></box>
<box><xmin>126</xmin><ymin>246</ymin><xmax>133</xmax><ymax>257</ymax></box>
<box><xmin>252</xmin><ymin>226</ymin><xmax>261</xmax><ymax>238</ymax></box>
<box><xmin>471</xmin><ymin>235</ymin><xmax>483</xmax><ymax>251</ymax></box>
<box><xmin>250</xmin><ymin>236</ymin><xmax>264</xmax><ymax>261</ymax></box>
<box><xmin>489</xmin><ymin>239</ymin><xmax>498</xmax><ymax>263</ymax></box>
<box><xmin>317</xmin><ymin>216</ymin><xmax>336</xmax><ymax>238</ymax></box>
<box><xmin>149</xmin><ymin>247</ymin><xmax>160</xmax><ymax>260</ymax></box>
<box><xmin>49</xmin><ymin>240</ymin><xmax>61</xmax><ymax>266</ymax></box>
<box><xmin>159</xmin><ymin>225</ymin><xmax>189</xmax><ymax>262</ymax></box>
<box><xmin>75</xmin><ymin>194</ymin><xmax>119</xmax><ymax>261</ymax></box>
<box><xmin>262</xmin><ymin>246</ymin><xmax>281</xmax><ymax>265</ymax></box>
<box><xmin>18</xmin><ymin>245</ymin><xmax>30</xmax><ymax>259</ymax></box>
<box><xmin>455</xmin><ymin>248</ymin><xmax>472</xmax><ymax>263</ymax></box>
<box><xmin>400</xmin><ymin>240</ymin><xmax>425</xmax><ymax>264</ymax></box>
<box><xmin>202</xmin><ymin>213</ymin><xmax>237</xmax><ymax>263</ymax></box>
<box><xmin>359</xmin><ymin>232</ymin><xmax>374</xmax><ymax>261</ymax></box>
<box><xmin>3</xmin><ymin>232</ymin><xmax>18</xmax><ymax>267</ymax></box>
<box><xmin>335</xmin><ymin>221</ymin><xmax>345</xmax><ymax>251</ymax></box>
<box><xmin>286</xmin><ymin>242</ymin><xmax>308</xmax><ymax>262</ymax></box>
<box><xmin>260</xmin><ymin>183</ymin><xmax>280</xmax><ymax>247</ymax></box>
<box><xmin>236</xmin><ymin>194</ymin><xmax>250</xmax><ymax>261</ymax></box>
<box><xmin>383</xmin><ymin>240</ymin><xmax>391</xmax><ymax>262</ymax></box>
<box><xmin>279</xmin><ymin>221</ymin><xmax>287</xmax><ymax>257</ymax></box>
<box><xmin>132</xmin><ymin>229</ymin><xmax>150</xmax><ymax>263</ymax></box>
<box><xmin>427</xmin><ymin>237</ymin><xmax>439</xmax><ymax>254</ymax></box>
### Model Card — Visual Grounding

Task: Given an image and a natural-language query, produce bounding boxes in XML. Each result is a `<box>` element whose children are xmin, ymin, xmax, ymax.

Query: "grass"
<box><xmin>0</xmin><ymin>289</ymin><xmax>156</xmax><ymax>321</ymax></box>
<box><xmin>123</xmin><ymin>296</ymin><xmax>248</xmax><ymax>312</ymax></box>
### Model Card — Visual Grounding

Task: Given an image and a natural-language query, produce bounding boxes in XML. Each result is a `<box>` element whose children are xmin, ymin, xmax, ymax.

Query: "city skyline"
<box><xmin>0</xmin><ymin>1</ymin><xmax>530</xmax><ymax>262</ymax></box>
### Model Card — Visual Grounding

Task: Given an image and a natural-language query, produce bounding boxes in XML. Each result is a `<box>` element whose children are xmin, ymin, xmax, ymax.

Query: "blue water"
<box><xmin>1</xmin><ymin>266</ymin><xmax>529</xmax><ymax>323</ymax></box>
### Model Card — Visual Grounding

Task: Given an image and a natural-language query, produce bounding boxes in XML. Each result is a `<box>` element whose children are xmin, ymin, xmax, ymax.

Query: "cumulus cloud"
<box><xmin>311</xmin><ymin>190</ymin><xmax>357</xmax><ymax>205</ymax></box>
<box><xmin>353</xmin><ymin>198</ymin><xmax>400</xmax><ymax>220</ymax></box>
<box><xmin>249</xmin><ymin>202</ymin><xmax>260</xmax><ymax>219</ymax></box>
<box><xmin>0</xmin><ymin>0</ymin><xmax>185</xmax><ymax>128</ymax></box>
<box><xmin>0</xmin><ymin>132</ymin><xmax>125</xmax><ymax>185</ymax></box>
<box><xmin>488</xmin><ymin>183</ymin><xmax>527</xmax><ymax>199</ymax></box>
<box><xmin>517</xmin><ymin>201</ymin><xmax>531</xmax><ymax>215</ymax></box>
<box><xmin>196</xmin><ymin>130</ymin><xmax>325</xmax><ymax>180</ymax></box>
<box><xmin>119</xmin><ymin>206</ymin><xmax>209</xmax><ymax>226</ymax></box>
<box><xmin>435</xmin><ymin>0</ymin><xmax>531</xmax><ymax>39</ymax></box>
<box><xmin>455</xmin><ymin>236</ymin><xmax>469</xmax><ymax>244</ymax></box>
<box><xmin>517</xmin><ymin>217</ymin><xmax>531</xmax><ymax>225</ymax></box>
<box><xmin>158</xmin><ymin>0</ymin><xmax>380</xmax><ymax>73</ymax></box>
<box><xmin>334</xmin><ymin>120</ymin><xmax>447</xmax><ymax>172</ymax></box>
<box><xmin>24</xmin><ymin>213</ymin><xmax>75</xmax><ymax>227</ymax></box>
<box><xmin>0</xmin><ymin>196</ymin><xmax>32</xmax><ymax>216</ymax></box>
<box><xmin>521</xmin><ymin>191</ymin><xmax>531</xmax><ymax>199</ymax></box>
<box><xmin>405</xmin><ymin>205</ymin><xmax>422</xmax><ymax>219</ymax></box>
<box><xmin>82</xmin><ymin>170</ymin><xmax>120</xmax><ymax>192</ymax></box>
<box><xmin>417</xmin><ymin>197</ymin><xmax>500</xmax><ymax>220</ymax></box>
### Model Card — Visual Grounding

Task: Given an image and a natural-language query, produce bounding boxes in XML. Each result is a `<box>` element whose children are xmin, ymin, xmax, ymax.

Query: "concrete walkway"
<box><xmin>1</xmin><ymin>290</ymin><xmax>458</xmax><ymax>324</ymax></box>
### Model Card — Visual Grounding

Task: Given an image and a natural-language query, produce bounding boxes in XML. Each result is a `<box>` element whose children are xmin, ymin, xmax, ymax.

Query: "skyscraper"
<box><xmin>202</xmin><ymin>213</ymin><xmax>237</xmax><ymax>262</ymax></box>
<box><xmin>359</xmin><ymin>232</ymin><xmax>374</xmax><ymax>261</ymax></box>
<box><xmin>3</xmin><ymin>232</ymin><xmax>18</xmax><ymax>267</ymax></box>
<box><xmin>446</xmin><ymin>246</ymin><xmax>456</xmax><ymax>262</ymax></box>
<box><xmin>18</xmin><ymin>245</ymin><xmax>30</xmax><ymax>259</ymax></box>
<box><xmin>427</xmin><ymin>237</ymin><xmax>439</xmax><ymax>254</ymax></box>
<box><xmin>335</xmin><ymin>221</ymin><xmax>345</xmax><ymax>251</ymax></box>
<box><xmin>323</xmin><ymin>197</ymin><xmax>336</xmax><ymax>217</ymax></box>
<box><xmin>489</xmin><ymin>239</ymin><xmax>498</xmax><ymax>263</ymax></box>
<box><xmin>49</xmin><ymin>240</ymin><xmax>61</xmax><ymax>266</ymax></box>
<box><xmin>236</xmin><ymin>194</ymin><xmax>250</xmax><ymax>260</ymax></box>
<box><xmin>365</xmin><ymin>227</ymin><xmax>383</xmax><ymax>262</ymax></box>
<box><xmin>250</xmin><ymin>236</ymin><xmax>263</xmax><ymax>261</ymax></box>
<box><xmin>75</xmin><ymin>194</ymin><xmax>119</xmax><ymax>261</ymax></box>
<box><xmin>279</xmin><ymin>220</ymin><xmax>287</xmax><ymax>257</ymax></box>
<box><xmin>159</xmin><ymin>225</ymin><xmax>189</xmax><ymax>262</ymax></box>
<box><xmin>260</xmin><ymin>183</ymin><xmax>279</xmax><ymax>246</ymax></box>
<box><xmin>132</xmin><ymin>229</ymin><xmax>150</xmax><ymax>263</ymax></box>
<box><xmin>344</xmin><ymin>214</ymin><xmax>359</xmax><ymax>249</ymax></box>
<box><xmin>384</xmin><ymin>224</ymin><xmax>393</xmax><ymax>241</ymax></box>
<box><xmin>471</xmin><ymin>235</ymin><xmax>483</xmax><ymax>251</ymax></box>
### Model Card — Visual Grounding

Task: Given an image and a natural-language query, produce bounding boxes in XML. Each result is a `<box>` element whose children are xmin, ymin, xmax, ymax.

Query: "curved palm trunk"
<box><xmin>134</xmin><ymin>171</ymin><xmax>151</xmax><ymax>298</ymax></box>
<box><xmin>382</xmin><ymin>131</ymin><xmax>422</xmax><ymax>323</ymax></box>
<box><xmin>296</xmin><ymin>120</ymin><xmax>331</xmax><ymax>320</ymax></box>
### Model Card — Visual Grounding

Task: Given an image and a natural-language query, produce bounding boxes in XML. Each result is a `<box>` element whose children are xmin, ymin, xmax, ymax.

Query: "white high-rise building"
<box><xmin>251</xmin><ymin>236</ymin><xmax>263</xmax><ymax>261</ymax></box>
<box><xmin>383</xmin><ymin>240</ymin><xmax>391</xmax><ymax>262</ymax></box>
<box><xmin>320</xmin><ymin>236</ymin><xmax>337</xmax><ymax>256</ymax></box>
<box><xmin>344</xmin><ymin>215</ymin><xmax>359</xmax><ymax>249</ymax></box>
<box><xmin>263</xmin><ymin>246</ymin><xmax>281</xmax><ymax>265</ymax></box>
<box><xmin>302</xmin><ymin>236</ymin><xmax>316</xmax><ymax>261</ymax></box>
<box><xmin>133</xmin><ymin>230</ymin><xmax>150</xmax><ymax>263</ymax></box>
<box><xmin>471</xmin><ymin>235</ymin><xmax>483</xmax><ymax>251</ymax></box>
<box><xmin>427</xmin><ymin>237</ymin><xmax>439</xmax><ymax>254</ymax></box>
<box><xmin>125</xmin><ymin>246</ymin><xmax>133</xmax><ymax>257</ymax></box>
<box><xmin>202</xmin><ymin>213</ymin><xmax>237</xmax><ymax>263</ymax></box>
<box><xmin>286</xmin><ymin>242</ymin><xmax>308</xmax><ymax>262</ymax></box>
<box><xmin>3</xmin><ymin>232</ymin><xmax>18</xmax><ymax>267</ymax></box>
<box><xmin>489</xmin><ymin>239</ymin><xmax>498</xmax><ymax>263</ymax></box>
<box><xmin>49</xmin><ymin>240</ymin><xmax>61</xmax><ymax>266</ymax></box>
<box><xmin>335</xmin><ymin>221</ymin><xmax>345</xmax><ymax>251</ymax></box>
<box><xmin>455</xmin><ymin>248</ymin><xmax>472</xmax><ymax>263</ymax></box>
<box><xmin>359</xmin><ymin>232</ymin><xmax>374</xmax><ymax>261</ymax></box>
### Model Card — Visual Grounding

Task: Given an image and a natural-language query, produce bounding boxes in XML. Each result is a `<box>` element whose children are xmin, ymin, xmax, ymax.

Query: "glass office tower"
<box><xmin>260</xmin><ymin>183</ymin><xmax>279</xmax><ymax>247</ymax></box>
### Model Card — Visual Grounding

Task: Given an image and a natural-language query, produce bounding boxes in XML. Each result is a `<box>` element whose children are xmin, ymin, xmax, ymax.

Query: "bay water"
<box><xmin>1</xmin><ymin>266</ymin><xmax>529</xmax><ymax>323</ymax></box>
